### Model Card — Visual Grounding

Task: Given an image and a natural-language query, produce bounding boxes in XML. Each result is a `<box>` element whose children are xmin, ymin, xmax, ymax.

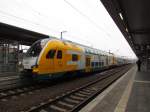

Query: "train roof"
<box><xmin>62</xmin><ymin>39</ymin><xmax>109</xmax><ymax>55</ymax></box>
<box><xmin>42</xmin><ymin>37</ymin><xmax>117</xmax><ymax>57</ymax></box>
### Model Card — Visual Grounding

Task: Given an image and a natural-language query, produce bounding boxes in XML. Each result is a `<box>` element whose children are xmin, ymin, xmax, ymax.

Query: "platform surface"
<box><xmin>80</xmin><ymin>65</ymin><xmax>150</xmax><ymax>112</ymax></box>
<box><xmin>126</xmin><ymin>71</ymin><xmax>150</xmax><ymax>112</ymax></box>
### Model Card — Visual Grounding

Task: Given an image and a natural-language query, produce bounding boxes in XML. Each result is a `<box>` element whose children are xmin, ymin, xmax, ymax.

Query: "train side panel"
<box><xmin>33</xmin><ymin>40</ymin><xmax>85</xmax><ymax>78</ymax></box>
<box><xmin>22</xmin><ymin>38</ymin><xmax>132</xmax><ymax>80</ymax></box>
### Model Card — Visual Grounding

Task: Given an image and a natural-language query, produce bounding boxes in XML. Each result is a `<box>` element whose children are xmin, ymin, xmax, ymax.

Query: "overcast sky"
<box><xmin>0</xmin><ymin>0</ymin><xmax>136</xmax><ymax>59</ymax></box>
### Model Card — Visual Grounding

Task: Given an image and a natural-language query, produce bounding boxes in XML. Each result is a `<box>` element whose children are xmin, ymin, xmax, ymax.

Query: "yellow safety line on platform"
<box><xmin>114</xmin><ymin>66</ymin><xmax>137</xmax><ymax>112</ymax></box>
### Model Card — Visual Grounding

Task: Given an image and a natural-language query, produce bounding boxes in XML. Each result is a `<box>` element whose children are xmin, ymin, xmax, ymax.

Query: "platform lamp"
<box><xmin>60</xmin><ymin>31</ymin><xmax>67</xmax><ymax>40</ymax></box>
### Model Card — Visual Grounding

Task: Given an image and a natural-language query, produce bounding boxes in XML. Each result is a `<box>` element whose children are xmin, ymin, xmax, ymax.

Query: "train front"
<box><xmin>21</xmin><ymin>39</ymin><xmax>49</xmax><ymax>77</ymax></box>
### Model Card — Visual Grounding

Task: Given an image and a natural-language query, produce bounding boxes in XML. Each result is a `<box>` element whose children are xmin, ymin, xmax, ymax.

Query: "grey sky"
<box><xmin>0</xmin><ymin>0</ymin><xmax>136</xmax><ymax>59</ymax></box>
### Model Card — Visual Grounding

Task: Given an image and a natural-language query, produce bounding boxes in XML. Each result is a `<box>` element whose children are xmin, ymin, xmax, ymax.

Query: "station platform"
<box><xmin>80</xmin><ymin>65</ymin><xmax>150</xmax><ymax>112</ymax></box>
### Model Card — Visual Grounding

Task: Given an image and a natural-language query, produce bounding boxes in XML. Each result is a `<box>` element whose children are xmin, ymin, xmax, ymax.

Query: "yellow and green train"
<box><xmin>22</xmin><ymin>38</ymin><xmax>130</xmax><ymax>80</ymax></box>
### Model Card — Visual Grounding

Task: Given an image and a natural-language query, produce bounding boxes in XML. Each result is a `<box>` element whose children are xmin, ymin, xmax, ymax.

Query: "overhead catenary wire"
<box><xmin>18</xmin><ymin>0</ymin><xmax>54</xmax><ymax>27</ymax></box>
<box><xmin>19</xmin><ymin>0</ymin><xmax>95</xmax><ymax>45</ymax></box>
<box><xmin>64</xmin><ymin>33</ymin><xmax>93</xmax><ymax>47</ymax></box>
<box><xmin>0</xmin><ymin>0</ymin><xmax>111</xmax><ymax>48</ymax></box>
<box><xmin>83</xmin><ymin>1</ymin><xmax>109</xmax><ymax>27</ymax></box>
<box><xmin>0</xmin><ymin>5</ymin><xmax>59</xmax><ymax>35</ymax></box>
<box><xmin>63</xmin><ymin>0</ymin><xmax>112</xmax><ymax>38</ymax></box>
<box><xmin>17</xmin><ymin>0</ymin><xmax>111</xmax><ymax>39</ymax></box>
<box><xmin>0</xmin><ymin>8</ymin><xmax>91</xmax><ymax>46</ymax></box>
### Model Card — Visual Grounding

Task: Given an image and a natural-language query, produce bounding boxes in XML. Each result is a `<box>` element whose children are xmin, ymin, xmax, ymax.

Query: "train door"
<box><xmin>45</xmin><ymin>49</ymin><xmax>55</xmax><ymax>73</ymax></box>
<box><xmin>85</xmin><ymin>56</ymin><xmax>91</xmax><ymax>72</ymax></box>
<box><xmin>106</xmin><ymin>55</ymin><xmax>109</xmax><ymax>66</ymax></box>
<box><xmin>54</xmin><ymin>49</ymin><xmax>64</xmax><ymax>73</ymax></box>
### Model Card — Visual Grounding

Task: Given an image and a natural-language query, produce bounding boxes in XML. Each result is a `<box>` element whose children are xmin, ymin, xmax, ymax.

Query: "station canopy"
<box><xmin>0</xmin><ymin>22</ymin><xmax>49</xmax><ymax>45</ymax></box>
<box><xmin>101</xmin><ymin>0</ymin><xmax>150</xmax><ymax>59</ymax></box>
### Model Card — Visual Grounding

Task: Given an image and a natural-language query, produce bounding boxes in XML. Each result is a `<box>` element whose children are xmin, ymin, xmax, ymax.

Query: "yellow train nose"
<box><xmin>32</xmin><ymin>67</ymin><xmax>39</xmax><ymax>74</ymax></box>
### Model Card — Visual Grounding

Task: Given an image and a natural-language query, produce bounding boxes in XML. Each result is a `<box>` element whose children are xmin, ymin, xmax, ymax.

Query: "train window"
<box><xmin>96</xmin><ymin>62</ymin><xmax>98</xmax><ymax>66</ymax></box>
<box><xmin>27</xmin><ymin>42</ymin><xmax>42</xmax><ymax>57</ymax></box>
<box><xmin>91</xmin><ymin>62</ymin><xmax>95</xmax><ymax>67</ymax></box>
<box><xmin>86</xmin><ymin>57</ymin><xmax>90</xmax><ymax>66</ymax></box>
<box><xmin>27</xmin><ymin>39</ymin><xmax>49</xmax><ymax>57</ymax></box>
<box><xmin>46</xmin><ymin>50</ymin><xmax>56</xmax><ymax>59</ymax></box>
<box><xmin>57</xmin><ymin>50</ymin><xmax>62</xmax><ymax>59</ymax></box>
<box><xmin>72</xmin><ymin>54</ymin><xmax>78</xmax><ymax>61</ymax></box>
<box><xmin>85</xmin><ymin>49</ymin><xmax>88</xmax><ymax>53</ymax></box>
<box><xmin>99</xmin><ymin>62</ymin><xmax>101</xmax><ymax>67</ymax></box>
<box><xmin>102</xmin><ymin>62</ymin><xmax>104</xmax><ymax>66</ymax></box>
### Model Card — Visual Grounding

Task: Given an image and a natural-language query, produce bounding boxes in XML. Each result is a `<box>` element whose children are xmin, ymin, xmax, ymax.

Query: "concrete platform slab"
<box><xmin>80</xmin><ymin>65</ymin><xmax>137</xmax><ymax>112</ymax></box>
<box><xmin>126</xmin><ymin>71</ymin><xmax>150</xmax><ymax>112</ymax></box>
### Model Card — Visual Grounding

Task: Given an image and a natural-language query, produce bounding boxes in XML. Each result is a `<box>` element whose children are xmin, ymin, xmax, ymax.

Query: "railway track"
<box><xmin>0</xmin><ymin>74</ymin><xmax>37</xmax><ymax>91</ymax></box>
<box><xmin>21</xmin><ymin>65</ymin><xmax>131</xmax><ymax>112</ymax></box>
<box><xmin>0</xmin><ymin>75</ymin><xmax>19</xmax><ymax>82</ymax></box>
<box><xmin>0</xmin><ymin>65</ymin><xmax>126</xmax><ymax>102</ymax></box>
<box><xmin>0</xmin><ymin>76</ymin><xmax>40</xmax><ymax>101</ymax></box>
<box><xmin>0</xmin><ymin>68</ymin><xmax>114</xmax><ymax>101</ymax></box>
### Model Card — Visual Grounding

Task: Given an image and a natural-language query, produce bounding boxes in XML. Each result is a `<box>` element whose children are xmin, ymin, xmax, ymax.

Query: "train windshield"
<box><xmin>26</xmin><ymin>39</ymin><xmax>49</xmax><ymax>57</ymax></box>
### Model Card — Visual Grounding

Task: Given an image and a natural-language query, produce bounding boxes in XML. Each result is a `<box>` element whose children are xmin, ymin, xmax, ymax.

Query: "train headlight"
<box><xmin>31</xmin><ymin>65</ymin><xmax>39</xmax><ymax>73</ymax></box>
<box><xmin>31</xmin><ymin>65</ymin><xmax>38</xmax><ymax>69</ymax></box>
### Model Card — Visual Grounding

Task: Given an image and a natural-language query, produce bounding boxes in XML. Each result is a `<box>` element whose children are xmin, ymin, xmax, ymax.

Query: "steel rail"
<box><xmin>0</xmin><ymin>65</ymin><xmax>127</xmax><ymax>101</ymax></box>
<box><xmin>22</xmin><ymin>65</ymin><xmax>131</xmax><ymax>112</ymax></box>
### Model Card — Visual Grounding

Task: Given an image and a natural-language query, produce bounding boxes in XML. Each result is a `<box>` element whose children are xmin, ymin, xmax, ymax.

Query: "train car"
<box><xmin>22</xmin><ymin>38</ymin><xmax>85</xmax><ymax>79</ymax></box>
<box><xmin>21</xmin><ymin>38</ymin><xmax>130</xmax><ymax>80</ymax></box>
